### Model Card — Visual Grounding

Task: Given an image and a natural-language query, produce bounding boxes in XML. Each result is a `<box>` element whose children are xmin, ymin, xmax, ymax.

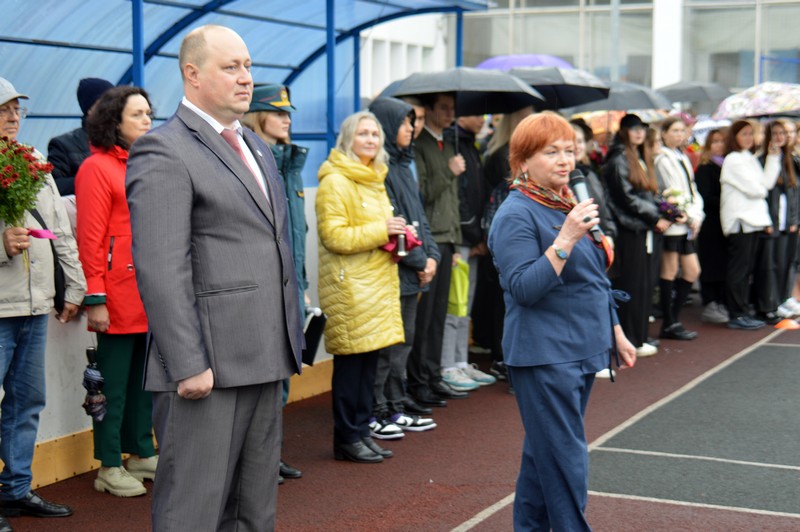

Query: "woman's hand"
<box><xmin>554</xmin><ymin>199</ymin><xmax>600</xmax><ymax>250</ymax></box>
<box><xmin>386</xmin><ymin>216</ymin><xmax>407</xmax><ymax>236</ymax></box>
<box><xmin>87</xmin><ymin>304</ymin><xmax>111</xmax><ymax>332</ymax></box>
<box><xmin>614</xmin><ymin>324</ymin><xmax>636</xmax><ymax>368</ymax></box>
<box><xmin>448</xmin><ymin>154</ymin><xmax>466</xmax><ymax>176</ymax></box>
<box><xmin>655</xmin><ymin>218</ymin><xmax>672</xmax><ymax>233</ymax></box>
<box><xmin>768</xmin><ymin>141</ymin><xmax>782</xmax><ymax>155</ymax></box>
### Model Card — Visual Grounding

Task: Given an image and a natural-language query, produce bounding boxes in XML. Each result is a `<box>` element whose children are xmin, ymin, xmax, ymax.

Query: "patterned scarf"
<box><xmin>510</xmin><ymin>173</ymin><xmax>614</xmax><ymax>270</ymax></box>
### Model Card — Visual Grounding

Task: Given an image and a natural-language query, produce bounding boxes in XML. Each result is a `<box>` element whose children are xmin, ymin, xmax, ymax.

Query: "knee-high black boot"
<box><xmin>659</xmin><ymin>278</ymin><xmax>675</xmax><ymax>330</ymax></box>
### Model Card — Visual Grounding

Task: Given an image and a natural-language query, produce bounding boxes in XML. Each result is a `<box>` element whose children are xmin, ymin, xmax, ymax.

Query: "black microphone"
<box><xmin>568</xmin><ymin>169</ymin><xmax>604</xmax><ymax>244</ymax></box>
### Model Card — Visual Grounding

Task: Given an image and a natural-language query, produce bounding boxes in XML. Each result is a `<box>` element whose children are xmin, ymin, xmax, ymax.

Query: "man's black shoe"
<box><xmin>411</xmin><ymin>389</ymin><xmax>447</xmax><ymax>408</ymax></box>
<box><xmin>279</xmin><ymin>460</ymin><xmax>302</xmax><ymax>479</ymax></box>
<box><xmin>0</xmin><ymin>515</ymin><xmax>11</xmax><ymax>532</ymax></box>
<box><xmin>659</xmin><ymin>323</ymin><xmax>698</xmax><ymax>341</ymax></box>
<box><xmin>401</xmin><ymin>395</ymin><xmax>433</xmax><ymax>415</ymax></box>
<box><xmin>0</xmin><ymin>491</ymin><xmax>73</xmax><ymax>517</ymax></box>
<box><xmin>430</xmin><ymin>381</ymin><xmax>469</xmax><ymax>399</ymax></box>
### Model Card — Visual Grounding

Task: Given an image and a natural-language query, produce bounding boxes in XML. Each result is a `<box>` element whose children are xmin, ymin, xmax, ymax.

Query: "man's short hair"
<box><xmin>179</xmin><ymin>25</ymin><xmax>226</xmax><ymax>78</ymax></box>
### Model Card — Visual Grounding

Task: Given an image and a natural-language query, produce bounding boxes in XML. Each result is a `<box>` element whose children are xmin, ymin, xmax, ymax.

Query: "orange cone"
<box><xmin>774</xmin><ymin>318</ymin><xmax>800</xmax><ymax>329</ymax></box>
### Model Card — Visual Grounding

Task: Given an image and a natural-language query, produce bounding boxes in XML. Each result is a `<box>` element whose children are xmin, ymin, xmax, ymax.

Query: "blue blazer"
<box><xmin>487</xmin><ymin>190</ymin><xmax>618</xmax><ymax>367</ymax></box>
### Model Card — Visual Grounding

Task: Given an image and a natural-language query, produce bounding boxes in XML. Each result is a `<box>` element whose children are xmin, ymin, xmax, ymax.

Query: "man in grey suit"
<box><xmin>126</xmin><ymin>25</ymin><xmax>303</xmax><ymax>531</ymax></box>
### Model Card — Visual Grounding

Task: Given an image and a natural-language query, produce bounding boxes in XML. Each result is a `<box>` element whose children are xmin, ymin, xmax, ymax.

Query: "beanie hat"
<box><xmin>78</xmin><ymin>78</ymin><xmax>114</xmax><ymax>115</ymax></box>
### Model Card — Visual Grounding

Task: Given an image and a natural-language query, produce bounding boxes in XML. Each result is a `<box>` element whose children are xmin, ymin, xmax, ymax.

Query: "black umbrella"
<box><xmin>656</xmin><ymin>81</ymin><xmax>731</xmax><ymax>104</ymax></box>
<box><xmin>508</xmin><ymin>66</ymin><xmax>610</xmax><ymax>109</ymax></box>
<box><xmin>385</xmin><ymin>67</ymin><xmax>544</xmax><ymax>116</ymax></box>
<box><xmin>82</xmin><ymin>346</ymin><xmax>107</xmax><ymax>422</ymax></box>
<box><xmin>563</xmin><ymin>81</ymin><xmax>672</xmax><ymax>114</ymax></box>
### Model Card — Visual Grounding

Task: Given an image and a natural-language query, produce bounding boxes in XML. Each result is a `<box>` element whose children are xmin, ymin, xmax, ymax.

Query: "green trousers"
<box><xmin>93</xmin><ymin>333</ymin><xmax>155</xmax><ymax>467</ymax></box>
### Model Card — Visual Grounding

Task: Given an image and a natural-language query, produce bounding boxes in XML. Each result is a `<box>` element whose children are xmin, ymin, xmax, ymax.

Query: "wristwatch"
<box><xmin>551</xmin><ymin>245</ymin><xmax>569</xmax><ymax>260</ymax></box>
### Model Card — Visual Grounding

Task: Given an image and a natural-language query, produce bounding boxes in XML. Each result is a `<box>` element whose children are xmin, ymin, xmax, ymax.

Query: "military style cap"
<box><xmin>249</xmin><ymin>83</ymin><xmax>296</xmax><ymax>113</ymax></box>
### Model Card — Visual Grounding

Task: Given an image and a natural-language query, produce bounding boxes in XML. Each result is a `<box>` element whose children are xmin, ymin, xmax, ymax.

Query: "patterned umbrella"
<box><xmin>713</xmin><ymin>82</ymin><xmax>800</xmax><ymax>120</ymax></box>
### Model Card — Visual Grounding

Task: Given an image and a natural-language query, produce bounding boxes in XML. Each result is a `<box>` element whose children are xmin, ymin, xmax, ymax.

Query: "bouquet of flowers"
<box><xmin>0</xmin><ymin>136</ymin><xmax>51</xmax><ymax>226</ymax></box>
<box><xmin>657</xmin><ymin>187</ymin><xmax>689</xmax><ymax>222</ymax></box>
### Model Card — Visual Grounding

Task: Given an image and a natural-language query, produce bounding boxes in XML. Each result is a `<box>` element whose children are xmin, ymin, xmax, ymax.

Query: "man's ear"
<box><xmin>184</xmin><ymin>64</ymin><xmax>200</xmax><ymax>88</ymax></box>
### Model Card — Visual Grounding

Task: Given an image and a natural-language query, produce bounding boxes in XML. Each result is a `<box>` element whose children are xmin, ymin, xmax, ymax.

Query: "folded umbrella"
<box><xmin>82</xmin><ymin>346</ymin><xmax>107</xmax><ymax>422</ymax></box>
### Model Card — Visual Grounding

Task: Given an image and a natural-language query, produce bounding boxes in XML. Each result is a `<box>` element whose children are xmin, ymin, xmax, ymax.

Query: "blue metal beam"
<box><xmin>353</xmin><ymin>31</ymin><xmax>361</xmax><ymax>112</ymax></box>
<box><xmin>132</xmin><ymin>0</ymin><xmax>145</xmax><ymax>86</ymax></box>
<box><xmin>326</xmin><ymin>0</ymin><xmax>336</xmax><ymax>150</ymax></box>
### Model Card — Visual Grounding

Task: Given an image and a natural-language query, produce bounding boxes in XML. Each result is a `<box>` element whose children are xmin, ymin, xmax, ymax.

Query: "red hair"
<box><xmin>509</xmin><ymin>112</ymin><xmax>576</xmax><ymax>179</ymax></box>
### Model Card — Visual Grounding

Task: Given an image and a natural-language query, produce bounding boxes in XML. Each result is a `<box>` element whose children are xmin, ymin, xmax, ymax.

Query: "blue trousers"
<box><xmin>0</xmin><ymin>315</ymin><xmax>48</xmax><ymax>500</ymax></box>
<box><xmin>508</xmin><ymin>352</ymin><xmax>604</xmax><ymax>532</ymax></box>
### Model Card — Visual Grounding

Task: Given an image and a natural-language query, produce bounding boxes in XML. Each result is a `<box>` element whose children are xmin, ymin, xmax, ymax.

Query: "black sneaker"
<box><xmin>489</xmin><ymin>360</ymin><xmax>508</xmax><ymax>381</ymax></box>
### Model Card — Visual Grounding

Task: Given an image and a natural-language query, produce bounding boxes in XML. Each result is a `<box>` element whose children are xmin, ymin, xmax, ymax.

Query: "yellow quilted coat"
<box><xmin>316</xmin><ymin>149</ymin><xmax>404</xmax><ymax>355</ymax></box>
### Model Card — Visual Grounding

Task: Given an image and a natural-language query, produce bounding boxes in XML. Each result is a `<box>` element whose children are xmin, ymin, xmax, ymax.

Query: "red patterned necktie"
<box><xmin>220</xmin><ymin>128</ymin><xmax>267</xmax><ymax>198</ymax></box>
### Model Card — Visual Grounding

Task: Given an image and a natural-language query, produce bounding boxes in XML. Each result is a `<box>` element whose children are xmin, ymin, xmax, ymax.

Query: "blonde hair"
<box><xmin>335</xmin><ymin>111</ymin><xmax>388</xmax><ymax>168</ymax></box>
<box><xmin>487</xmin><ymin>106</ymin><xmax>534</xmax><ymax>156</ymax></box>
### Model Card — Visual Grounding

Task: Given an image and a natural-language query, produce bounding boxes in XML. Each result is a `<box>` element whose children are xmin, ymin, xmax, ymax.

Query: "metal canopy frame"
<box><xmin>0</xmin><ymin>0</ymin><xmax>483</xmax><ymax>154</ymax></box>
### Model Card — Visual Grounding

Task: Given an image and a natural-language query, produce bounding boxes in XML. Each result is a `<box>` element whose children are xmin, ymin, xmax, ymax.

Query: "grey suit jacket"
<box><xmin>126</xmin><ymin>103</ymin><xmax>303</xmax><ymax>392</ymax></box>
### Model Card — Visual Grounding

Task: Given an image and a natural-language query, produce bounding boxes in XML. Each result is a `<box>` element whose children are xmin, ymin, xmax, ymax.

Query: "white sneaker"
<box><xmin>392</xmin><ymin>413</ymin><xmax>437</xmax><ymax>432</ymax></box>
<box><xmin>785</xmin><ymin>298</ymin><xmax>800</xmax><ymax>314</ymax></box>
<box><xmin>459</xmin><ymin>363</ymin><xmax>497</xmax><ymax>386</ymax></box>
<box><xmin>635</xmin><ymin>342</ymin><xmax>658</xmax><ymax>357</ymax></box>
<box><xmin>94</xmin><ymin>466</ymin><xmax>147</xmax><ymax>497</ymax></box>
<box><xmin>777</xmin><ymin>300</ymin><xmax>798</xmax><ymax>318</ymax></box>
<box><xmin>595</xmin><ymin>368</ymin><xmax>615</xmax><ymax>379</ymax></box>
<box><xmin>369</xmin><ymin>417</ymin><xmax>404</xmax><ymax>440</ymax></box>
<box><xmin>441</xmin><ymin>368</ymin><xmax>480</xmax><ymax>391</ymax></box>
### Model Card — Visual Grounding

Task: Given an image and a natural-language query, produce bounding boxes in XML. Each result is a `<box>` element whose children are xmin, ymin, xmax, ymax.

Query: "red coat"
<box><xmin>76</xmin><ymin>145</ymin><xmax>147</xmax><ymax>334</ymax></box>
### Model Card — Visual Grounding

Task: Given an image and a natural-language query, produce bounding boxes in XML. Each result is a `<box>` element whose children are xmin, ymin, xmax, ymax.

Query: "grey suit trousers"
<box><xmin>151</xmin><ymin>382</ymin><xmax>282</xmax><ymax>532</ymax></box>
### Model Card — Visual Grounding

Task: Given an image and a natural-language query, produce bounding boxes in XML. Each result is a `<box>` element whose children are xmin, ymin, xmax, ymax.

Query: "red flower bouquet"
<box><xmin>0</xmin><ymin>136</ymin><xmax>51</xmax><ymax>226</ymax></box>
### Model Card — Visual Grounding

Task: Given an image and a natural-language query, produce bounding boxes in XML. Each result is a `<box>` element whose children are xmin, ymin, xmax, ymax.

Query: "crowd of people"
<box><xmin>2</xmin><ymin>22</ymin><xmax>800</xmax><ymax>531</ymax></box>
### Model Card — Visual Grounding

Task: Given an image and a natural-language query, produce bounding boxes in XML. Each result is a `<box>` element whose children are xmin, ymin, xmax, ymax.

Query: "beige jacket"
<box><xmin>0</xmin><ymin>151</ymin><xmax>86</xmax><ymax>317</ymax></box>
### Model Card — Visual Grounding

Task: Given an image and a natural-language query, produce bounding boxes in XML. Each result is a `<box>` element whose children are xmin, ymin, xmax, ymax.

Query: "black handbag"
<box><xmin>29</xmin><ymin>209</ymin><xmax>67</xmax><ymax>313</ymax></box>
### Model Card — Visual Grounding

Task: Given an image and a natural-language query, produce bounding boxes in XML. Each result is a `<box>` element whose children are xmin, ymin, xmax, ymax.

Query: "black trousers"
<box><xmin>775</xmin><ymin>231</ymin><xmax>798</xmax><ymax>302</ymax></box>
<box><xmin>726</xmin><ymin>231</ymin><xmax>760</xmax><ymax>319</ymax></box>
<box><xmin>751</xmin><ymin>234</ymin><xmax>778</xmax><ymax>313</ymax></box>
<box><xmin>610</xmin><ymin>227</ymin><xmax>652</xmax><ymax>348</ymax></box>
<box><xmin>332</xmin><ymin>351</ymin><xmax>378</xmax><ymax>445</ymax></box>
<box><xmin>407</xmin><ymin>242</ymin><xmax>453</xmax><ymax>394</ymax></box>
<box><xmin>373</xmin><ymin>294</ymin><xmax>418</xmax><ymax>416</ymax></box>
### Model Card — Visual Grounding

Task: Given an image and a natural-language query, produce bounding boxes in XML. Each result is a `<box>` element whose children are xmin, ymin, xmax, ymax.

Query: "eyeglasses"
<box><xmin>0</xmin><ymin>106</ymin><xmax>27</xmax><ymax>119</ymax></box>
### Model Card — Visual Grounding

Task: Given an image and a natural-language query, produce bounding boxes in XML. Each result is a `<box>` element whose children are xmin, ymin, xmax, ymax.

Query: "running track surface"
<box><xmin>9</xmin><ymin>304</ymin><xmax>800</xmax><ymax>531</ymax></box>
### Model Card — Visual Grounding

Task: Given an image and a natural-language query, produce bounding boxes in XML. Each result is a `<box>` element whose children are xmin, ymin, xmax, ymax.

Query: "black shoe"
<box><xmin>279</xmin><ymin>460</ymin><xmax>302</xmax><ymax>479</ymax></box>
<box><xmin>361</xmin><ymin>437</ymin><xmax>393</xmax><ymax>458</ymax></box>
<box><xmin>411</xmin><ymin>389</ymin><xmax>447</xmax><ymax>408</ymax></box>
<box><xmin>401</xmin><ymin>395</ymin><xmax>433</xmax><ymax>415</ymax></box>
<box><xmin>756</xmin><ymin>312</ymin><xmax>781</xmax><ymax>325</ymax></box>
<box><xmin>430</xmin><ymin>380</ymin><xmax>469</xmax><ymax>399</ymax></box>
<box><xmin>646</xmin><ymin>337</ymin><xmax>660</xmax><ymax>347</ymax></box>
<box><xmin>0</xmin><ymin>515</ymin><xmax>10</xmax><ymax>532</ymax></box>
<box><xmin>659</xmin><ymin>323</ymin><xmax>698</xmax><ymax>341</ymax></box>
<box><xmin>489</xmin><ymin>360</ymin><xmax>508</xmax><ymax>381</ymax></box>
<box><xmin>333</xmin><ymin>441</ymin><xmax>383</xmax><ymax>463</ymax></box>
<box><xmin>0</xmin><ymin>491</ymin><xmax>73</xmax><ymax>517</ymax></box>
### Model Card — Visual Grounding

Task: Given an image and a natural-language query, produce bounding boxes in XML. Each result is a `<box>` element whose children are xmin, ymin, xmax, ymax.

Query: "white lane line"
<box><xmin>588</xmin><ymin>491</ymin><xmax>800</xmax><ymax>519</ymax></box>
<box><xmin>763</xmin><ymin>341</ymin><xmax>800</xmax><ymax>349</ymax></box>
<box><xmin>450</xmin><ymin>493</ymin><xmax>515</xmax><ymax>532</ymax></box>
<box><xmin>594</xmin><ymin>447</ymin><xmax>800</xmax><ymax>471</ymax></box>
<box><xmin>589</xmin><ymin>328</ymin><xmax>783</xmax><ymax>451</ymax></box>
<box><xmin>451</xmin><ymin>330</ymin><xmax>787</xmax><ymax>531</ymax></box>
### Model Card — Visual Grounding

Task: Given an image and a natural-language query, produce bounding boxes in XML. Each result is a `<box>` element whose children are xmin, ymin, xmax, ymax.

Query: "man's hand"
<box><xmin>3</xmin><ymin>227</ymin><xmax>30</xmax><ymax>257</ymax></box>
<box><xmin>469</xmin><ymin>242</ymin><xmax>488</xmax><ymax>257</ymax></box>
<box><xmin>448</xmin><ymin>154</ymin><xmax>466</xmax><ymax>176</ymax></box>
<box><xmin>57</xmin><ymin>302</ymin><xmax>80</xmax><ymax>324</ymax></box>
<box><xmin>418</xmin><ymin>258</ymin><xmax>438</xmax><ymax>287</ymax></box>
<box><xmin>178</xmin><ymin>368</ymin><xmax>214</xmax><ymax>400</ymax></box>
<box><xmin>87</xmin><ymin>304</ymin><xmax>110</xmax><ymax>331</ymax></box>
